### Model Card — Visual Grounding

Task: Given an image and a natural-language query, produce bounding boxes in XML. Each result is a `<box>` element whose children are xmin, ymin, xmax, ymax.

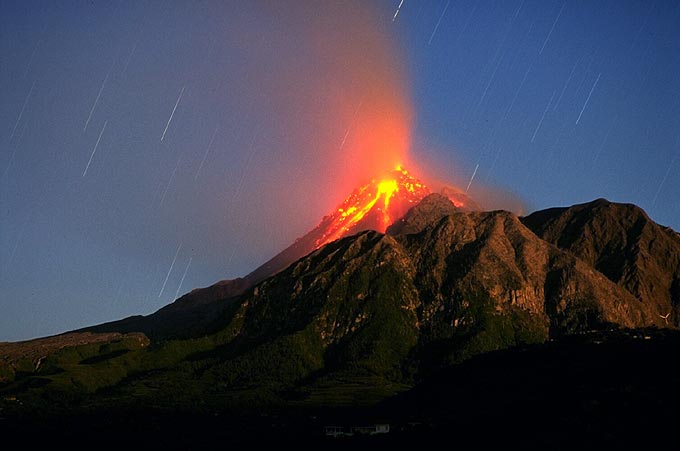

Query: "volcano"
<box><xmin>2</xmin><ymin>191</ymin><xmax>680</xmax><ymax>447</ymax></box>
<box><xmin>76</xmin><ymin>166</ymin><xmax>476</xmax><ymax>338</ymax></box>
<box><xmin>239</xmin><ymin>166</ymin><xmax>473</xmax><ymax>287</ymax></box>
<box><xmin>248</xmin><ymin>167</ymin><xmax>430</xmax><ymax>282</ymax></box>
<box><xmin>313</xmin><ymin>166</ymin><xmax>430</xmax><ymax>248</ymax></box>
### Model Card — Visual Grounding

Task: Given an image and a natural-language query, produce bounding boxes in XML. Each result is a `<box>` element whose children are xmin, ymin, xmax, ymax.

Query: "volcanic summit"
<box><xmin>235</xmin><ymin>166</ymin><xmax>481</xmax><ymax>287</ymax></box>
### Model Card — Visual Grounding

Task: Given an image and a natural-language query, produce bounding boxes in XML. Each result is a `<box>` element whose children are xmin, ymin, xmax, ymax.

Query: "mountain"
<box><xmin>3</xmin><ymin>191</ymin><xmax>678</xmax><ymax>414</ymax></box>
<box><xmin>85</xmin><ymin>167</ymin><xmax>441</xmax><ymax>339</ymax></box>
<box><xmin>386</xmin><ymin>192</ymin><xmax>459</xmax><ymax>235</ymax></box>
<box><xmin>2</xmin><ymin>190</ymin><xmax>679</xmax><ymax>446</ymax></box>
<box><xmin>522</xmin><ymin>198</ymin><xmax>680</xmax><ymax>326</ymax></box>
<box><xmin>181</xmin><ymin>194</ymin><xmax>663</xmax><ymax>394</ymax></box>
<box><xmin>175</xmin><ymin>167</ymin><xmax>477</xmax><ymax>312</ymax></box>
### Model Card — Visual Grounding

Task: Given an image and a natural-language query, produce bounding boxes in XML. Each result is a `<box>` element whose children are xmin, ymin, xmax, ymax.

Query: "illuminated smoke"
<box><xmin>212</xmin><ymin>1</ymin><xmax>413</xmax><ymax>254</ymax></box>
<box><xmin>193</xmin><ymin>1</ymin><xmax>521</xmax><ymax>272</ymax></box>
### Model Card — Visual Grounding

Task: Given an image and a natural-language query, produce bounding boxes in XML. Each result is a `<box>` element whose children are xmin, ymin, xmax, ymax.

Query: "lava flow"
<box><xmin>313</xmin><ymin>166</ymin><xmax>431</xmax><ymax>248</ymax></box>
<box><xmin>245</xmin><ymin>165</ymin><xmax>474</xmax><ymax>286</ymax></box>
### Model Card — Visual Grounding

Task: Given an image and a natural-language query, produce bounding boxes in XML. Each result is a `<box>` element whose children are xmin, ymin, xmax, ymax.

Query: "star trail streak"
<box><xmin>83</xmin><ymin>120</ymin><xmax>108</xmax><ymax>177</ymax></box>
<box><xmin>84</xmin><ymin>65</ymin><xmax>112</xmax><ymax>131</ymax></box>
<box><xmin>576</xmin><ymin>72</ymin><xmax>602</xmax><ymax>125</ymax></box>
<box><xmin>539</xmin><ymin>2</ymin><xmax>565</xmax><ymax>55</ymax></box>
<box><xmin>158</xmin><ymin>243</ymin><xmax>182</xmax><ymax>299</ymax></box>
<box><xmin>161</xmin><ymin>85</ymin><xmax>185</xmax><ymax>142</ymax></box>
<box><xmin>531</xmin><ymin>91</ymin><xmax>556</xmax><ymax>142</ymax></box>
<box><xmin>429</xmin><ymin>0</ymin><xmax>450</xmax><ymax>45</ymax></box>
<box><xmin>8</xmin><ymin>81</ymin><xmax>35</xmax><ymax>144</ymax></box>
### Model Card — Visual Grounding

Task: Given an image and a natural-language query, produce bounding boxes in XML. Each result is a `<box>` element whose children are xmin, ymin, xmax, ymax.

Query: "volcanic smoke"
<box><xmin>215</xmin><ymin>1</ymin><xmax>520</xmax><ymax>265</ymax></box>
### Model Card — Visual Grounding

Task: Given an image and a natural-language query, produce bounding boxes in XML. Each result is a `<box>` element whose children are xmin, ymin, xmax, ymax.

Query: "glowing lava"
<box><xmin>313</xmin><ymin>166</ymin><xmax>431</xmax><ymax>248</ymax></box>
<box><xmin>245</xmin><ymin>165</ymin><xmax>475</xmax><ymax>286</ymax></box>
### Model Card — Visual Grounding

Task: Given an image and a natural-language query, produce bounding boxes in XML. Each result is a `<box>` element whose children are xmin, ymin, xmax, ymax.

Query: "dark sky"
<box><xmin>1</xmin><ymin>0</ymin><xmax>678</xmax><ymax>341</ymax></box>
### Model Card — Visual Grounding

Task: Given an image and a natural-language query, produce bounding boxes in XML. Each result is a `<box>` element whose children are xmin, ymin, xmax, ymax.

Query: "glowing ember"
<box><xmin>313</xmin><ymin>166</ymin><xmax>431</xmax><ymax>248</ymax></box>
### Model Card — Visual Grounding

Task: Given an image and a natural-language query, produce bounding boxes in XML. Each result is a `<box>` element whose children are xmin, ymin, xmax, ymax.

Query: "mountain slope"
<box><xmin>522</xmin><ymin>198</ymin><xmax>680</xmax><ymax>325</ymax></box>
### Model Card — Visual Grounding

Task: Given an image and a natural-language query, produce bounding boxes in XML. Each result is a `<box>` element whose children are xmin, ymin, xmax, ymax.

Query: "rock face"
<box><xmin>386</xmin><ymin>193</ymin><xmax>459</xmax><ymax>235</ymax></box>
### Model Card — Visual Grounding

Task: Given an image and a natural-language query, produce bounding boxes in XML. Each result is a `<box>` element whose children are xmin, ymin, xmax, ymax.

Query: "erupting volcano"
<box><xmin>313</xmin><ymin>166</ymin><xmax>430</xmax><ymax>248</ymax></box>
<box><xmin>128</xmin><ymin>164</ymin><xmax>478</xmax><ymax>317</ymax></box>
<box><xmin>244</xmin><ymin>165</ymin><xmax>475</xmax><ymax>285</ymax></box>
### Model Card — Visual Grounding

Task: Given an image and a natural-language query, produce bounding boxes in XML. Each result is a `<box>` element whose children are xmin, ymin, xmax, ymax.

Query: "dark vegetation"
<box><xmin>2</xmin><ymin>328</ymin><xmax>678</xmax><ymax>448</ymax></box>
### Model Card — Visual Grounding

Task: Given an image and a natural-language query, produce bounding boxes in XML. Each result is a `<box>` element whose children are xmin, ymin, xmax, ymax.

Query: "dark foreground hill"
<box><xmin>3</xmin><ymin>328</ymin><xmax>679</xmax><ymax>449</ymax></box>
<box><xmin>1</xmin><ymin>196</ymin><xmax>678</xmax><ymax>446</ymax></box>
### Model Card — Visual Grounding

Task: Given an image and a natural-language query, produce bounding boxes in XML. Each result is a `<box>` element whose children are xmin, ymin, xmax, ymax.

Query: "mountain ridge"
<box><xmin>522</xmin><ymin>197</ymin><xmax>680</xmax><ymax>326</ymax></box>
<box><xmin>1</xmin><ymin>195</ymin><xmax>678</xmax><ymax>414</ymax></box>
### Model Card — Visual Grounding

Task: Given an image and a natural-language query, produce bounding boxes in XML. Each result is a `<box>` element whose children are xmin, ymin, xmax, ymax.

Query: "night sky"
<box><xmin>1</xmin><ymin>0</ymin><xmax>678</xmax><ymax>341</ymax></box>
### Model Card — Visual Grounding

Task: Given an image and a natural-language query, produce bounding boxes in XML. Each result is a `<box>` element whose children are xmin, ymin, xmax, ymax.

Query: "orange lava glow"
<box><xmin>313</xmin><ymin>166</ymin><xmax>432</xmax><ymax>248</ymax></box>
